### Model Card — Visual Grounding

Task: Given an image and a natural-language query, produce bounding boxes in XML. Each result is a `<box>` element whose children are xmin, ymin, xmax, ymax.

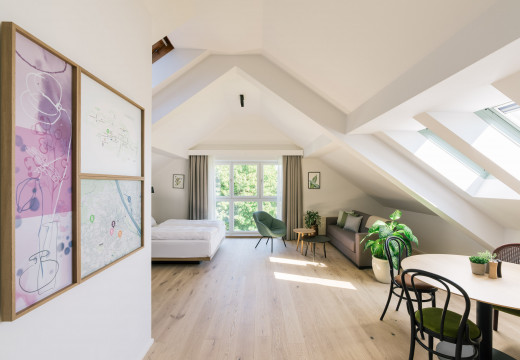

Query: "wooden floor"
<box><xmin>145</xmin><ymin>238</ymin><xmax>520</xmax><ymax>360</ymax></box>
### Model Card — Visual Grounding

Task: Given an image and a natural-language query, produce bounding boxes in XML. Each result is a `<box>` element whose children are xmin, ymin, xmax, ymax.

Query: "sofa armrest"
<box><xmin>354</xmin><ymin>231</ymin><xmax>374</xmax><ymax>267</ymax></box>
<box><xmin>326</xmin><ymin>217</ymin><xmax>337</xmax><ymax>226</ymax></box>
<box><xmin>354</xmin><ymin>232</ymin><xmax>368</xmax><ymax>252</ymax></box>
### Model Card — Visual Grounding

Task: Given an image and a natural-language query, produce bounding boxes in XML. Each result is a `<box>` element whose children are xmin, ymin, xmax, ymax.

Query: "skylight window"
<box><xmin>494</xmin><ymin>102</ymin><xmax>520</xmax><ymax>130</ymax></box>
<box><xmin>417</xmin><ymin>129</ymin><xmax>489</xmax><ymax>191</ymax></box>
<box><xmin>474</xmin><ymin>105</ymin><xmax>520</xmax><ymax>179</ymax></box>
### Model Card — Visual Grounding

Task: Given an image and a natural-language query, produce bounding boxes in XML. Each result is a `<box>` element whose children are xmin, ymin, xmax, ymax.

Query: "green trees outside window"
<box><xmin>215</xmin><ymin>162</ymin><xmax>280</xmax><ymax>233</ymax></box>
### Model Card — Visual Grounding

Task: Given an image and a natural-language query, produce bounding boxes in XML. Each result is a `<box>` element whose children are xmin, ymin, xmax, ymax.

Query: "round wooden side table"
<box><xmin>293</xmin><ymin>228</ymin><xmax>316</xmax><ymax>254</ymax></box>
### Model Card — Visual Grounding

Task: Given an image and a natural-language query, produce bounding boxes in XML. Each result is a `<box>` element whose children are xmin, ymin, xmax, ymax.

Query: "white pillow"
<box><xmin>151</xmin><ymin>216</ymin><xmax>157</xmax><ymax>227</ymax></box>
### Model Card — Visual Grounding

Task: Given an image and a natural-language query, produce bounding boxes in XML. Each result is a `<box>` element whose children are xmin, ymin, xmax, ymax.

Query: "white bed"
<box><xmin>151</xmin><ymin>218</ymin><xmax>226</xmax><ymax>261</ymax></box>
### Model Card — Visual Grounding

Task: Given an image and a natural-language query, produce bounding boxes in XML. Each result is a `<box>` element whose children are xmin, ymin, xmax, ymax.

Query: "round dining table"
<box><xmin>402</xmin><ymin>254</ymin><xmax>520</xmax><ymax>360</ymax></box>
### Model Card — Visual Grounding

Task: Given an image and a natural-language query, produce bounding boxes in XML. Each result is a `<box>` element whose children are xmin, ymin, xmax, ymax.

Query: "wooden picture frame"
<box><xmin>0</xmin><ymin>22</ymin><xmax>145</xmax><ymax>321</ymax></box>
<box><xmin>1</xmin><ymin>22</ymin><xmax>78</xmax><ymax>321</ymax></box>
<box><xmin>77</xmin><ymin>68</ymin><xmax>144</xmax><ymax>281</ymax></box>
<box><xmin>308</xmin><ymin>172</ymin><xmax>321</xmax><ymax>189</ymax></box>
<box><xmin>173</xmin><ymin>174</ymin><xmax>184</xmax><ymax>189</ymax></box>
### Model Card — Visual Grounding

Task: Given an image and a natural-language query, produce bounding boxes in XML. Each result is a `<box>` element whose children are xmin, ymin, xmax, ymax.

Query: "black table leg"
<box><xmin>477</xmin><ymin>301</ymin><xmax>493</xmax><ymax>360</ymax></box>
<box><xmin>476</xmin><ymin>301</ymin><xmax>516</xmax><ymax>360</ymax></box>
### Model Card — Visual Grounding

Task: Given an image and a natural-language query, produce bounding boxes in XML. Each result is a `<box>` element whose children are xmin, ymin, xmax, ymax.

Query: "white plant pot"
<box><xmin>372</xmin><ymin>256</ymin><xmax>391</xmax><ymax>284</ymax></box>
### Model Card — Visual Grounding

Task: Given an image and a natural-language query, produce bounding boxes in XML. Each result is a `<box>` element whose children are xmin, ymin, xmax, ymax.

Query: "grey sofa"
<box><xmin>325</xmin><ymin>210</ymin><xmax>373</xmax><ymax>268</ymax></box>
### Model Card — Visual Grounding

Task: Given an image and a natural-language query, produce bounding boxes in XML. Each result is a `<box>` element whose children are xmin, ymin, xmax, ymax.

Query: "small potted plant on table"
<box><xmin>304</xmin><ymin>210</ymin><xmax>321</xmax><ymax>236</ymax></box>
<box><xmin>469</xmin><ymin>250</ymin><xmax>497</xmax><ymax>275</ymax></box>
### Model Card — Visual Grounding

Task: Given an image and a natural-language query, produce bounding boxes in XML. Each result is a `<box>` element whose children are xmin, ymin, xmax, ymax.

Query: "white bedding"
<box><xmin>151</xmin><ymin>219</ymin><xmax>225</xmax><ymax>260</ymax></box>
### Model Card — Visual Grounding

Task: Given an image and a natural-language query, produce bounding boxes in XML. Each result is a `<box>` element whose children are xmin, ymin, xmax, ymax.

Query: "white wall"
<box><xmin>0</xmin><ymin>1</ymin><xmax>153</xmax><ymax>360</ymax></box>
<box><xmin>152</xmin><ymin>157</ymin><xmax>190</xmax><ymax>222</ymax></box>
<box><xmin>382</xmin><ymin>208</ymin><xmax>486</xmax><ymax>256</ymax></box>
<box><xmin>302</xmin><ymin>158</ymin><xmax>487</xmax><ymax>255</ymax></box>
<box><xmin>302</xmin><ymin>158</ymin><xmax>383</xmax><ymax>234</ymax></box>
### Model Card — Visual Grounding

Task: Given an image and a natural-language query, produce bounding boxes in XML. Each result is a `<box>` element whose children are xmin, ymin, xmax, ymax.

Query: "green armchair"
<box><xmin>253</xmin><ymin>211</ymin><xmax>287</xmax><ymax>253</ymax></box>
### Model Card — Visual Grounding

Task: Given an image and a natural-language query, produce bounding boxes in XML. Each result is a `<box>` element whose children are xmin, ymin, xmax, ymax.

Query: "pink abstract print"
<box><xmin>14</xmin><ymin>32</ymin><xmax>73</xmax><ymax>312</ymax></box>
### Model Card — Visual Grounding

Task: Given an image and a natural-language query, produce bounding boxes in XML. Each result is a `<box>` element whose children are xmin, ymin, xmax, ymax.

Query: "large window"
<box><xmin>215</xmin><ymin>161</ymin><xmax>280</xmax><ymax>234</ymax></box>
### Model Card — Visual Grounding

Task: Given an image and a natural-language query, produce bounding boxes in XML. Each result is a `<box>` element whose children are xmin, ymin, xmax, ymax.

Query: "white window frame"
<box><xmin>215</xmin><ymin>161</ymin><xmax>280</xmax><ymax>235</ymax></box>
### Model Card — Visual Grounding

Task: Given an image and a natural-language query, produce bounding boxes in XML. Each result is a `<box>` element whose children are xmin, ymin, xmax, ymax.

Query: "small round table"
<box><xmin>293</xmin><ymin>228</ymin><xmax>316</xmax><ymax>254</ymax></box>
<box><xmin>304</xmin><ymin>235</ymin><xmax>331</xmax><ymax>262</ymax></box>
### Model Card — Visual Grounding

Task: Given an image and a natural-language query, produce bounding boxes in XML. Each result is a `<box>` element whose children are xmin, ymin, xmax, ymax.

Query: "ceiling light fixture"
<box><xmin>240</xmin><ymin>94</ymin><xmax>244</xmax><ymax>107</ymax></box>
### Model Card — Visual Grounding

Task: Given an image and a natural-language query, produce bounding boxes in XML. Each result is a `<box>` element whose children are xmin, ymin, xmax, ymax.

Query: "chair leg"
<box><xmin>266</xmin><ymin>238</ymin><xmax>269</xmax><ymax>245</ymax></box>
<box><xmin>493</xmin><ymin>309</ymin><xmax>499</xmax><ymax>331</ymax></box>
<box><xmin>282</xmin><ymin>237</ymin><xmax>287</xmax><ymax>247</ymax></box>
<box><xmin>408</xmin><ymin>319</ymin><xmax>416</xmax><ymax>360</ymax></box>
<box><xmin>395</xmin><ymin>287</ymin><xmax>405</xmax><ymax>311</ymax></box>
<box><xmin>255</xmin><ymin>237</ymin><xmax>264</xmax><ymax>249</ymax></box>
<box><xmin>428</xmin><ymin>335</ymin><xmax>433</xmax><ymax>360</ymax></box>
<box><xmin>270</xmin><ymin>237</ymin><xmax>273</xmax><ymax>253</ymax></box>
<box><xmin>380</xmin><ymin>283</ymin><xmax>395</xmax><ymax>321</ymax></box>
<box><xmin>323</xmin><ymin>242</ymin><xmax>327</xmax><ymax>258</ymax></box>
<box><xmin>432</xmin><ymin>291</ymin><xmax>436</xmax><ymax>308</ymax></box>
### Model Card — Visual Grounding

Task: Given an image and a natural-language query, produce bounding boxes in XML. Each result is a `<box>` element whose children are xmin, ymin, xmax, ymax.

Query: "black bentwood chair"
<box><xmin>402</xmin><ymin>269</ymin><xmax>482</xmax><ymax>360</ymax></box>
<box><xmin>492</xmin><ymin>243</ymin><xmax>520</xmax><ymax>331</ymax></box>
<box><xmin>380</xmin><ymin>236</ymin><xmax>437</xmax><ymax>321</ymax></box>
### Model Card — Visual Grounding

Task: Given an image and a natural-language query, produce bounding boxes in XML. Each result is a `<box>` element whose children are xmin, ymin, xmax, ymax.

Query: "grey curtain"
<box><xmin>282</xmin><ymin>156</ymin><xmax>303</xmax><ymax>240</ymax></box>
<box><xmin>188</xmin><ymin>155</ymin><xmax>208</xmax><ymax>220</ymax></box>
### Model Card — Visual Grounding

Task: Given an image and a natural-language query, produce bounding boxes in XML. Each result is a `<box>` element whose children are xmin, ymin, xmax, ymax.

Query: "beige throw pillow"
<box><xmin>343</xmin><ymin>214</ymin><xmax>363</xmax><ymax>232</ymax></box>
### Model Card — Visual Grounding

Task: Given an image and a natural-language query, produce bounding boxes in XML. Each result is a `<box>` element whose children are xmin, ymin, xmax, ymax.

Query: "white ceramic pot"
<box><xmin>372</xmin><ymin>256</ymin><xmax>391</xmax><ymax>284</ymax></box>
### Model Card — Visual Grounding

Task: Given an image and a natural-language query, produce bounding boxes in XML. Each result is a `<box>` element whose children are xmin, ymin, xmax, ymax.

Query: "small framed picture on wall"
<box><xmin>308</xmin><ymin>172</ymin><xmax>320</xmax><ymax>189</ymax></box>
<box><xmin>173</xmin><ymin>174</ymin><xmax>185</xmax><ymax>189</ymax></box>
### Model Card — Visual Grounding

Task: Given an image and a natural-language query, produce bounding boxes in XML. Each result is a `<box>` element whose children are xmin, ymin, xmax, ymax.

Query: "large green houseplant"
<box><xmin>361</xmin><ymin>209</ymin><xmax>418</xmax><ymax>283</ymax></box>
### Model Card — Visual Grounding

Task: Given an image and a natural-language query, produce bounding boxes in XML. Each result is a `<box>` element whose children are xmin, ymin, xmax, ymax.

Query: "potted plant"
<box><xmin>304</xmin><ymin>210</ymin><xmax>321</xmax><ymax>236</ymax></box>
<box><xmin>361</xmin><ymin>209</ymin><xmax>418</xmax><ymax>284</ymax></box>
<box><xmin>469</xmin><ymin>251</ymin><xmax>497</xmax><ymax>275</ymax></box>
<box><xmin>469</xmin><ymin>254</ymin><xmax>488</xmax><ymax>275</ymax></box>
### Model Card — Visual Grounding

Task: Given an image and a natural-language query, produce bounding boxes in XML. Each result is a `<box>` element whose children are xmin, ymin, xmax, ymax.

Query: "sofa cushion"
<box><xmin>327</xmin><ymin>225</ymin><xmax>356</xmax><ymax>252</ymax></box>
<box><xmin>337</xmin><ymin>211</ymin><xmax>348</xmax><ymax>227</ymax></box>
<box><xmin>337</xmin><ymin>210</ymin><xmax>358</xmax><ymax>227</ymax></box>
<box><xmin>344</xmin><ymin>214</ymin><xmax>363</xmax><ymax>232</ymax></box>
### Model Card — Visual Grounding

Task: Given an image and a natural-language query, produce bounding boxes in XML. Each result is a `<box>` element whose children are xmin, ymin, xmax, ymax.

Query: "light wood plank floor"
<box><xmin>146</xmin><ymin>238</ymin><xmax>520</xmax><ymax>360</ymax></box>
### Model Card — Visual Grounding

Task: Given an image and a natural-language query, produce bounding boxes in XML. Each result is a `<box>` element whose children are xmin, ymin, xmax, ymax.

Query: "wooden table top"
<box><xmin>293</xmin><ymin>228</ymin><xmax>315</xmax><ymax>235</ymax></box>
<box><xmin>402</xmin><ymin>254</ymin><xmax>520</xmax><ymax>310</ymax></box>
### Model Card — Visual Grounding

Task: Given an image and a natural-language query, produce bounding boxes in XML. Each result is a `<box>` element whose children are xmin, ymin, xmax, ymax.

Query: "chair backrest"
<box><xmin>402</xmin><ymin>268</ymin><xmax>472</xmax><ymax>344</ymax></box>
<box><xmin>253</xmin><ymin>211</ymin><xmax>273</xmax><ymax>236</ymax></box>
<box><xmin>384</xmin><ymin>236</ymin><xmax>411</xmax><ymax>281</ymax></box>
<box><xmin>493</xmin><ymin>243</ymin><xmax>520</xmax><ymax>264</ymax></box>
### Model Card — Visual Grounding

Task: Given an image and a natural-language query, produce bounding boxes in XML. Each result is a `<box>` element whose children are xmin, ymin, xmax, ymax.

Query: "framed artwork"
<box><xmin>80</xmin><ymin>72</ymin><xmax>142</xmax><ymax>177</ymax></box>
<box><xmin>173</xmin><ymin>174</ymin><xmax>184</xmax><ymax>189</ymax></box>
<box><xmin>308</xmin><ymin>172</ymin><xmax>321</xmax><ymax>189</ymax></box>
<box><xmin>80</xmin><ymin>179</ymin><xmax>142</xmax><ymax>278</ymax></box>
<box><xmin>1</xmin><ymin>23</ymin><xmax>77</xmax><ymax>320</ymax></box>
<box><xmin>78</xmin><ymin>69</ymin><xmax>144</xmax><ymax>280</ymax></box>
<box><xmin>0</xmin><ymin>22</ymin><xmax>145</xmax><ymax>321</ymax></box>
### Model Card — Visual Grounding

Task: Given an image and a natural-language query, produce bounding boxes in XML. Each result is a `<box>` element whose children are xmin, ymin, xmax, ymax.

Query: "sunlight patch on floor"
<box><xmin>269</xmin><ymin>256</ymin><xmax>327</xmax><ymax>267</ymax></box>
<box><xmin>274</xmin><ymin>272</ymin><xmax>357</xmax><ymax>290</ymax></box>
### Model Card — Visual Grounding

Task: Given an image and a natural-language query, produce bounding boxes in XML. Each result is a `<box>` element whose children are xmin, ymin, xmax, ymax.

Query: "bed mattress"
<box><xmin>151</xmin><ymin>219</ymin><xmax>225</xmax><ymax>261</ymax></box>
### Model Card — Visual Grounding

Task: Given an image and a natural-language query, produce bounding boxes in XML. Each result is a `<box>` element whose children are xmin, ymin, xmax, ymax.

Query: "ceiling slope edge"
<box><xmin>340</xmin><ymin>133</ymin><xmax>504</xmax><ymax>250</ymax></box>
<box><xmin>346</xmin><ymin>0</ymin><xmax>520</xmax><ymax>134</ymax></box>
<box><xmin>152</xmin><ymin>54</ymin><xmax>347</xmax><ymax>133</ymax></box>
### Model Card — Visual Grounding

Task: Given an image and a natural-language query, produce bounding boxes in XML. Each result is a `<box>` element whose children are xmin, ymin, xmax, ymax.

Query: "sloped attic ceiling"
<box><xmin>150</xmin><ymin>0</ymin><xmax>520</xmax><ymax>250</ymax></box>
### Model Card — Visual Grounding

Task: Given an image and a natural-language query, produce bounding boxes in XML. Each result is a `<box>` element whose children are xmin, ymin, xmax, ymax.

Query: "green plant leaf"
<box><xmin>379</xmin><ymin>225</ymin><xmax>393</xmax><ymax>238</ymax></box>
<box><xmin>389</xmin><ymin>209</ymin><xmax>402</xmax><ymax>221</ymax></box>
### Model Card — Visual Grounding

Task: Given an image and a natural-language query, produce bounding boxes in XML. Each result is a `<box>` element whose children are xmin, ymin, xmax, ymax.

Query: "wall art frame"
<box><xmin>77</xmin><ymin>68</ymin><xmax>144</xmax><ymax>281</ymax></box>
<box><xmin>173</xmin><ymin>174</ymin><xmax>184</xmax><ymax>189</ymax></box>
<box><xmin>308</xmin><ymin>172</ymin><xmax>321</xmax><ymax>189</ymax></box>
<box><xmin>0</xmin><ymin>22</ymin><xmax>145</xmax><ymax>321</ymax></box>
<box><xmin>0</xmin><ymin>22</ymin><xmax>79</xmax><ymax>321</ymax></box>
